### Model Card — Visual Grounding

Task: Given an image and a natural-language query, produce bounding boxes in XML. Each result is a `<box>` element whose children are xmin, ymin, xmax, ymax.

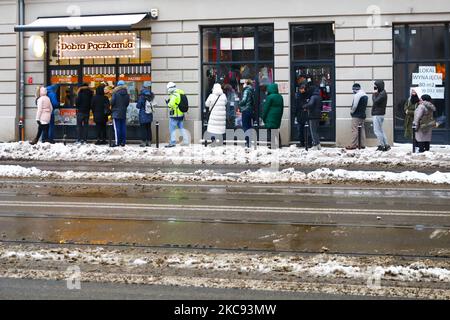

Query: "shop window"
<box><xmin>201</xmin><ymin>24</ymin><xmax>274</xmax><ymax>131</ymax></box>
<box><xmin>292</xmin><ymin>24</ymin><xmax>334</xmax><ymax>60</ymax></box>
<box><xmin>203</xmin><ymin>28</ymin><xmax>217</xmax><ymax>63</ymax></box>
<box><xmin>394</xmin><ymin>25</ymin><xmax>406</xmax><ymax>61</ymax></box>
<box><xmin>394</xmin><ymin>23</ymin><xmax>450</xmax><ymax>144</ymax></box>
<box><xmin>408</xmin><ymin>24</ymin><xmax>446</xmax><ymax>60</ymax></box>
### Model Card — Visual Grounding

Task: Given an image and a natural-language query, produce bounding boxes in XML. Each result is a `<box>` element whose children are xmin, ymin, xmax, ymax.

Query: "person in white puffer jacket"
<box><xmin>205</xmin><ymin>83</ymin><xmax>227</xmax><ymax>141</ymax></box>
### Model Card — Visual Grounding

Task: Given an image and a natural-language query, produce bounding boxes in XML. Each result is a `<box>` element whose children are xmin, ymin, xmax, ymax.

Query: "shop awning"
<box><xmin>14</xmin><ymin>13</ymin><xmax>149</xmax><ymax>32</ymax></box>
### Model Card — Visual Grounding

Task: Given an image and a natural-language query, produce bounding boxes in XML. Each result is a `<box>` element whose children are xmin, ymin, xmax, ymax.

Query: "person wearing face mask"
<box><xmin>403</xmin><ymin>88</ymin><xmax>420</xmax><ymax>140</ymax></box>
<box><xmin>371</xmin><ymin>80</ymin><xmax>389</xmax><ymax>151</ymax></box>
<box><xmin>346</xmin><ymin>83</ymin><xmax>368</xmax><ymax>150</ymax></box>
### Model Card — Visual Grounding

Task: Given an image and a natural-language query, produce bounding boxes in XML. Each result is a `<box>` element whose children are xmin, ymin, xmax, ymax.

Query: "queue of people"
<box><xmin>30</xmin><ymin>78</ymin><xmax>438</xmax><ymax>153</ymax></box>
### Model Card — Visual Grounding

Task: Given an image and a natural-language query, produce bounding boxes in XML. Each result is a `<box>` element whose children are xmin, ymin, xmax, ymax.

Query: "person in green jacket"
<box><xmin>262</xmin><ymin>83</ymin><xmax>284</xmax><ymax>147</ymax></box>
<box><xmin>404</xmin><ymin>88</ymin><xmax>420</xmax><ymax>139</ymax></box>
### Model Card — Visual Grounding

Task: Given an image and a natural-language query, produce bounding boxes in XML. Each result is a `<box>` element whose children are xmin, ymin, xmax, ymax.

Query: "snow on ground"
<box><xmin>1</xmin><ymin>245</ymin><xmax>449</xmax><ymax>283</ymax></box>
<box><xmin>0</xmin><ymin>164</ymin><xmax>449</xmax><ymax>185</ymax></box>
<box><xmin>1</xmin><ymin>142</ymin><xmax>450</xmax><ymax>169</ymax></box>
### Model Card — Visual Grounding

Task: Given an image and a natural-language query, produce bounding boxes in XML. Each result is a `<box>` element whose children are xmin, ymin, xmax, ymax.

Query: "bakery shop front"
<box><xmin>15</xmin><ymin>13</ymin><xmax>152</xmax><ymax>141</ymax></box>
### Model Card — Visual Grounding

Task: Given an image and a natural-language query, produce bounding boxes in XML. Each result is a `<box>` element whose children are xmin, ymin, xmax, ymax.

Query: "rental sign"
<box><xmin>58</xmin><ymin>33</ymin><xmax>136</xmax><ymax>59</ymax></box>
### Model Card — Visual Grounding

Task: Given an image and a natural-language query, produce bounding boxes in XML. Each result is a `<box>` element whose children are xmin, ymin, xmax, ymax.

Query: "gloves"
<box><xmin>36</xmin><ymin>120</ymin><xmax>41</xmax><ymax>125</ymax></box>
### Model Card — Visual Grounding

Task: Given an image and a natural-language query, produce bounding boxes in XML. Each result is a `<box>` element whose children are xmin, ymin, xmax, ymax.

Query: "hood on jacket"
<box><xmin>39</xmin><ymin>86</ymin><xmax>47</xmax><ymax>97</ymax></box>
<box><xmin>113</xmin><ymin>85</ymin><xmax>128</xmax><ymax>95</ymax></box>
<box><xmin>95</xmin><ymin>85</ymin><xmax>105</xmax><ymax>96</ymax></box>
<box><xmin>267</xmin><ymin>83</ymin><xmax>279</xmax><ymax>95</ymax></box>
<box><xmin>46</xmin><ymin>84</ymin><xmax>58</xmax><ymax>93</ymax></box>
<box><xmin>422</xmin><ymin>101</ymin><xmax>436</xmax><ymax>112</ymax></box>
<box><xmin>374</xmin><ymin>80</ymin><xmax>385</xmax><ymax>92</ymax></box>
<box><xmin>212</xmin><ymin>83</ymin><xmax>223</xmax><ymax>96</ymax></box>
<box><xmin>309</xmin><ymin>86</ymin><xmax>321</xmax><ymax>97</ymax></box>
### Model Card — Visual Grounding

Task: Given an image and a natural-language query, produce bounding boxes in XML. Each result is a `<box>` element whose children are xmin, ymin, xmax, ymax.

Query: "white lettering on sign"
<box><xmin>412</xmin><ymin>73</ymin><xmax>443</xmax><ymax>86</ymax></box>
<box><xmin>411</xmin><ymin>66</ymin><xmax>444</xmax><ymax>99</ymax></box>
<box><xmin>418</xmin><ymin>66</ymin><xmax>436</xmax><ymax>73</ymax></box>
<box><xmin>59</xmin><ymin>33</ymin><xmax>136</xmax><ymax>59</ymax></box>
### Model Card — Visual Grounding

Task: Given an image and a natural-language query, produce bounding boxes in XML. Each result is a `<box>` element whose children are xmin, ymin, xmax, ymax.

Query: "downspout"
<box><xmin>18</xmin><ymin>0</ymin><xmax>25</xmax><ymax>141</ymax></box>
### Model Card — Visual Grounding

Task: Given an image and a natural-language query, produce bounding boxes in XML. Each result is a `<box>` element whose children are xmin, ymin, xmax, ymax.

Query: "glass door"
<box><xmin>290</xmin><ymin>64</ymin><xmax>335</xmax><ymax>142</ymax></box>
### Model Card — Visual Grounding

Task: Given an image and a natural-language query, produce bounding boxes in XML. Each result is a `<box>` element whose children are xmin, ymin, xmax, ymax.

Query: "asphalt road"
<box><xmin>0</xmin><ymin>278</ymin><xmax>381</xmax><ymax>300</ymax></box>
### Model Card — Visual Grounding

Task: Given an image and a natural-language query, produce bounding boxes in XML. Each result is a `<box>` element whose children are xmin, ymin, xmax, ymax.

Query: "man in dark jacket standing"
<box><xmin>372</xmin><ymin>79</ymin><xmax>390</xmax><ymax>151</ymax></box>
<box><xmin>91</xmin><ymin>85</ymin><xmax>110</xmax><ymax>145</ymax></box>
<box><xmin>111</xmin><ymin>80</ymin><xmax>130</xmax><ymax>147</ymax></box>
<box><xmin>46</xmin><ymin>84</ymin><xmax>59</xmax><ymax>143</ymax></box>
<box><xmin>75</xmin><ymin>83</ymin><xmax>93</xmax><ymax>144</ymax></box>
<box><xmin>303</xmin><ymin>85</ymin><xmax>323</xmax><ymax>150</ymax></box>
<box><xmin>136</xmin><ymin>85</ymin><xmax>155</xmax><ymax>147</ymax></box>
<box><xmin>346</xmin><ymin>83</ymin><xmax>368</xmax><ymax>150</ymax></box>
<box><xmin>294</xmin><ymin>82</ymin><xmax>311</xmax><ymax>147</ymax></box>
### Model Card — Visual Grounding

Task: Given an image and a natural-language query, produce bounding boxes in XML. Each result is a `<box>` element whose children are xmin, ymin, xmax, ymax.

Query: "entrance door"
<box><xmin>290</xmin><ymin>64</ymin><xmax>335</xmax><ymax>142</ymax></box>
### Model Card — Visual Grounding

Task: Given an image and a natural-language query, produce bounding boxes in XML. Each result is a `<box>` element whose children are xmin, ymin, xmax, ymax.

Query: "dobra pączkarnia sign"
<box><xmin>58</xmin><ymin>33</ymin><xmax>136</xmax><ymax>59</ymax></box>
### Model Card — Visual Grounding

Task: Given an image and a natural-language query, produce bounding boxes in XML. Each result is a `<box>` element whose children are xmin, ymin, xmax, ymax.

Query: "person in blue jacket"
<box><xmin>136</xmin><ymin>85</ymin><xmax>155</xmax><ymax>147</ymax></box>
<box><xmin>45</xmin><ymin>84</ymin><xmax>59</xmax><ymax>143</ymax></box>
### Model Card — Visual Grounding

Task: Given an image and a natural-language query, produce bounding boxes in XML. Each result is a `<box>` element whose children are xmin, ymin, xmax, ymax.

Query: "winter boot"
<box><xmin>383</xmin><ymin>145</ymin><xmax>391</xmax><ymax>151</ymax></box>
<box><xmin>376</xmin><ymin>145</ymin><xmax>384</xmax><ymax>151</ymax></box>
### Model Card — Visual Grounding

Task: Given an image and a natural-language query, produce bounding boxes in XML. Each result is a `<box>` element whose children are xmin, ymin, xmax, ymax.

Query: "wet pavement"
<box><xmin>0</xmin><ymin>178</ymin><xmax>449</xmax><ymax>258</ymax></box>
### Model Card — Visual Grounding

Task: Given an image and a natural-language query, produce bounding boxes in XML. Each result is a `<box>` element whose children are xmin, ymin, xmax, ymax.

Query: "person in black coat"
<box><xmin>302</xmin><ymin>85</ymin><xmax>323</xmax><ymax>150</ymax></box>
<box><xmin>294</xmin><ymin>82</ymin><xmax>311</xmax><ymax>147</ymax></box>
<box><xmin>91</xmin><ymin>85</ymin><xmax>110</xmax><ymax>145</ymax></box>
<box><xmin>75</xmin><ymin>83</ymin><xmax>93</xmax><ymax>144</ymax></box>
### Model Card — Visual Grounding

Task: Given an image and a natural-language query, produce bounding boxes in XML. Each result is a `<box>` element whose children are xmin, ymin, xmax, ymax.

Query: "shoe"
<box><xmin>100</xmin><ymin>140</ymin><xmax>108</xmax><ymax>145</ymax></box>
<box><xmin>165</xmin><ymin>144</ymin><xmax>176</xmax><ymax>148</ymax></box>
<box><xmin>376</xmin><ymin>145</ymin><xmax>384</xmax><ymax>151</ymax></box>
<box><xmin>383</xmin><ymin>145</ymin><xmax>391</xmax><ymax>151</ymax></box>
<box><xmin>146</xmin><ymin>142</ymin><xmax>150</xmax><ymax>147</ymax></box>
<box><xmin>345</xmin><ymin>145</ymin><xmax>357</xmax><ymax>150</ymax></box>
<box><xmin>48</xmin><ymin>140</ymin><xmax>55</xmax><ymax>144</ymax></box>
<box><xmin>29</xmin><ymin>138</ymin><xmax>38</xmax><ymax>145</ymax></box>
<box><xmin>120</xmin><ymin>143</ymin><xmax>125</xmax><ymax>147</ymax></box>
<box><xmin>311</xmin><ymin>144</ymin><xmax>321</xmax><ymax>151</ymax></box>
<box><xmin>95</xmin><ymin>140</ymin><xmax>101</xmax><ymax>145</ymax></box>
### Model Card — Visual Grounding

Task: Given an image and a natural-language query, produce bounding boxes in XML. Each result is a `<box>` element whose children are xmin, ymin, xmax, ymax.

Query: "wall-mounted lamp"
<box><xmin>28</xmin><ymin>35</ymin><xmax>45</xmax><ymax>58</ymax></box>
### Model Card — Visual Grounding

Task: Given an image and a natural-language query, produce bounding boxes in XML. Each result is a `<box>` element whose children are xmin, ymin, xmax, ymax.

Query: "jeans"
<box><xmin>242</xmin><ymin>110</ymin><xmax>253</xmax><ymax>133</ymax></box>
<box><xmin>76</xmin><ymin>113</ymin><xmax>89</xmax><ymax>142</ymax></box>
<box><xmin>373</xmin><ymin>115</ymin><xmax>388</xmax><ymax>146</ymax></box>
<box><xmin>309</xmin><ymin>119</ymin><xmax>320</xmax><ymax>146</ymax></box>
<box><xmin>113</xmin><ymin>118</ymin><xmax>127</xmax><ymax>146</ymax></box>
<box><xmin>140</xmin><ymin>122</ymin><xmax>152</xmax><ymax>142</ymax></box>
<box><xmin>169</xmin><ymin>117</ymin><xmax>189</xmax><ymax>145</ymax></box>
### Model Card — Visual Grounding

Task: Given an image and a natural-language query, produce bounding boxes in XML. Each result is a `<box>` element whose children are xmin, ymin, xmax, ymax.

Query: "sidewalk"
<box><xmin>0</xmin><ymin>142</ymin><xmax>450</xmax><ymax>185</ymax></box>
<box><xmin>0</xmin><ymin>141</ymin><xmax>449</xmax><ymax>170</ymax></box>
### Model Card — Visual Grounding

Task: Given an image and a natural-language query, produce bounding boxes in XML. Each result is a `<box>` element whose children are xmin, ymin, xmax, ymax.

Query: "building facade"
<box><xmin>1</xmin><ymin>0</ymin><xmax>450</xmax><ymax>146</ymax></box>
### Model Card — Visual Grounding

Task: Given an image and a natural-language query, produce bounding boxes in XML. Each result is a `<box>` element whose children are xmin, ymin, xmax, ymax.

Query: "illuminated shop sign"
<box><xmin>58</xmin><ymin>33</ymin><xmax>136</xmax><ymax>59</ymax></box>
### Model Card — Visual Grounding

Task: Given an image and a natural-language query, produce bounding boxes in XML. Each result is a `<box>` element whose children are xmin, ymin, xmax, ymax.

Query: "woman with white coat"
<box><xmin>205</xmin><ymin>83</ymin><xmax>227</xmax><ymax>143</ymax></box>
<box><xmin>30</xmin><ymin>86</ymin><xmax>53</xmax><ymax>145</ymax></box>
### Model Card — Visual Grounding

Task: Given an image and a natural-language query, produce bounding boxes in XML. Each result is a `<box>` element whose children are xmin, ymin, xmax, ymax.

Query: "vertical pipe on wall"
<box><xmin>18</xmin><ymin>0</ymin><xmax>25</xmax><ymax>141</ymax></box>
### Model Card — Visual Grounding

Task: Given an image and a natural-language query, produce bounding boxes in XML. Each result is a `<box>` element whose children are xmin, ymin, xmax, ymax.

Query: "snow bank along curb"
<box><xmin>1</xmin><ymin>142</ymin><xmax>450</xmax><ymax>169</ymax></box>
<box><xmin>0</xmin><ymin>165</ymin><xmax>450</xmax><ymax>185</ymax></box>
<box><xmin>1</xmin><ymin>245</ymin><xmax>449</xmax><ymax>284</ymax></box>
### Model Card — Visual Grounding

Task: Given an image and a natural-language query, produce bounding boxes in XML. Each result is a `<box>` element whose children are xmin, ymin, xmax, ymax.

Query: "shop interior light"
<box><xmin>28</xmin><ymin>35</ymin><xmax>45</xmax><ymax>58</ymax></box>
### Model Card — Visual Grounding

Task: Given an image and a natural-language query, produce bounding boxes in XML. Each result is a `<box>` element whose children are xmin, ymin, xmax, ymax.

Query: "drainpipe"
<box><xmin>18</xmin><ymin>0</ymin><xmax>25</xmax><ymax>141</ymax></box>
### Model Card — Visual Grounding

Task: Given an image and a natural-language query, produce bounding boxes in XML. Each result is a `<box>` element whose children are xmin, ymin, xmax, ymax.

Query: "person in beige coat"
<box><xmin>30</xmin><ymin>86</ymin><xmax>53</xmax><ymax>145</ymax></box>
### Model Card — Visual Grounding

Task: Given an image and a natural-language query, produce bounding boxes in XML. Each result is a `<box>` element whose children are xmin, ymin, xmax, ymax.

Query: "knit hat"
<box><xmin>421</xmin><ymin>94</ymin><xmax>432</xmax><ymax>102</ymax></box>
<box><xmin>352</xmin><ymin>83</ymin><xmax>361</xmax><ymax>91</ymax></box>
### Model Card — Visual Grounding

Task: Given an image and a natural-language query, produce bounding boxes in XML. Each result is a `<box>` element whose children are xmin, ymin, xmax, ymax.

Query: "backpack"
<box><xmin>178</xmin><ymin>93</ymin><xmax>189</xmax><ymax>113</ymax></box>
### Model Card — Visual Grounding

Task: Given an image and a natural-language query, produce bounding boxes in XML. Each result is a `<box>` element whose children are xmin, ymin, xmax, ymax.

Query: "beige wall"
<box><xmin>0</xmin><ymin>0</ymin><xmax>17</xmax><ymax>142</ymax></box>
<box><xmin>2</xmin><ymin>0</ymin><xmax>450</xmax><ymax>144</ymax></box>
